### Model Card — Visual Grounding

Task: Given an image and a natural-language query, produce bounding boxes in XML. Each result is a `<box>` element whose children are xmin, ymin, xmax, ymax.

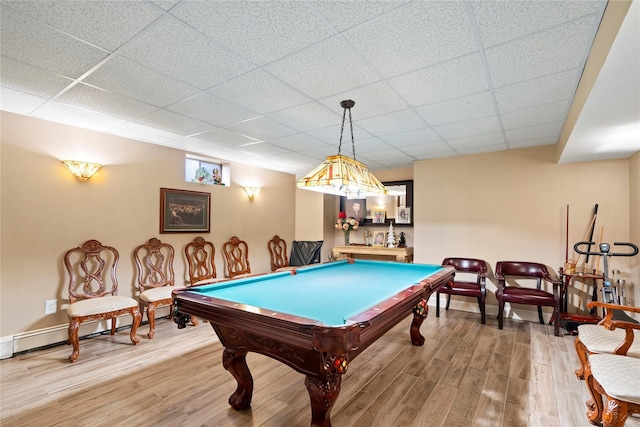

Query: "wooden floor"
<box><xmin>2</xmin><ymin>309</ymin><xmax>639</xmax><ymax>427</ymax></box>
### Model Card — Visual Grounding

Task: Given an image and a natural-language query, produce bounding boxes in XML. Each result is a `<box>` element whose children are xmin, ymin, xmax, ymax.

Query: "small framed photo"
<box><xmin>396</xmin><ymin>207</ymin><xmax>411</xmax><ymax>224</ymax></box>
<box><xmin>342</xmin><ymin>198</ymin><xmax>366</xmax><ymax>222</ymax></box>
<box><xmin>373</xmin><ymin>211</ymin><xmax>386</xmax><ymax>224</ymax></box>
<box><xmin>373</xmin><ymin>231</ymin><xmax>387</xmax><ymax>247</ymax></box>
<box><xmin>160</xmin><ymin>188</ymin><xmax>210</xmax><ymax>233</ymax></box>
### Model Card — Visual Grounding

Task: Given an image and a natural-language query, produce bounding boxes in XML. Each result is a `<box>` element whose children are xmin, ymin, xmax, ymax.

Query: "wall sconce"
<box><xmin>243</xmin><ymin>187</ymin><xmax>261</xmax><ymax>201</ymax></box>
<box><xmin>62</xmin><ymin>160</ymin><xmax>102</xmax><ymax>181</ymax></box>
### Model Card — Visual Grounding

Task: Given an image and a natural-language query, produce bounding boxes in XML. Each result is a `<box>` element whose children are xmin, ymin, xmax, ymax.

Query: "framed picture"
<box><xmin>373</xmin><ymin>211</ymin><xmax>386</xmax><ymax>224</ymax></box>
<box><xmin>396</xmin><ymin>207</ymin><xmax>411</xmax><ymax>224</ymax></box>
<box><xmin>373</xmin><ymin>231</ymin><xmax>387</xmax><ymax>247</ymax></box>
<box><xmin>160</xmin><ymin>188</ymin><xmax>210</xmax><ymax>233</ymax></box>
<box><xmin>341</xmin><ymin>198</ymin><xmax>366</xmax><ymax>222</ymax></box>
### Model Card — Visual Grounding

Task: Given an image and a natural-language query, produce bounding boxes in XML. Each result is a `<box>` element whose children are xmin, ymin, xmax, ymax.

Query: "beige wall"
<box><xmin>0</xmin><ymin>112</ymin><xmax>296</xmax><ymax>343</ymax></box>
<box><xmin>414</xmin><ymin>145</ymin><xmax>635</xmax><ymax>322</ymax></box>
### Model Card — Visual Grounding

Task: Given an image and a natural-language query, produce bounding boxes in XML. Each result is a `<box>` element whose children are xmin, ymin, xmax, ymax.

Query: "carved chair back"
<box><xmin>184</xmin><ymin>236</ymin><xmax>216</xmax><ymax>285</ymax></box>
<box><xmin>268</xmin><ymin>235</ymin><xmax>289</xmax><ymax>271</ymax></box>
<box><xmin>223</xmin><ymin>236</ymin><xmax>251</xmax><ymax>278</ymax></box>
<box><xmin>134</xmin><ymin>238</ymin><xmax>175</xmax><ymax>293</ymax></box>
<box><xmin>64</xmin><ymin>239</ymin><xmax>120</xmax><ymax>303</ymax></box>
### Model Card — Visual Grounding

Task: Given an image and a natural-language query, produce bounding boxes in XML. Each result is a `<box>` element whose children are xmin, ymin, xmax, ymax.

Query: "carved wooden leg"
<box><xmin>222</xmin><ymin>347</ymin><xmax>253</xmax><ymax>410</ymax></box>
<box><xmin>147</xmin><ymin>303</ymin><xmax>156</xmax><ymax>339</ymax></box>
<box><xmin>68</xmin><ymin>318</ymin><xmax>81</xmax><ymax>363</ymax></box>
<box><xmin>410</xmin><ymin>299</ymin><xmax>428</xmax><ymax>346</ymax></box>
<box><xmin>585</xmin><ymin>367</ymin><xmax>604</xmax><ymax>425</ymax></box>
<box><xmin>190</xmin><ymin>316</ymin><xmax>199</xmax><ymax>327</ymax></box>
<box><xmin>602</xmin><ymin>398</ymin><xmax>628</xmax><ymax>427</ymax></box>
<box><xmin>110</xmin><ymin>316</ymin><xmax>117</xmax><ymax>335</ymax></box>
<box><xmin>129</xmin><ymin>308</ymin><xmax>141</xmax><ymax>345</ymax></box>
<box><xmin>305</xmin><ymin>374</ymin><xmax>342</xmax><ymax>427</ymax></box>
<box><xmin>574</xmin><ymin>337</ymin><xmax>589</xmax><ymax>380</ymax></box>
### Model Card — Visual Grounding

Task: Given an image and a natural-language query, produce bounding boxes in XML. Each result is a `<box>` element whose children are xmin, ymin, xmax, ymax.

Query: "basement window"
<box><xmin>185</xmin><ymin>155</ymin><xmax>230</xmax><ymax>186</ymax></box>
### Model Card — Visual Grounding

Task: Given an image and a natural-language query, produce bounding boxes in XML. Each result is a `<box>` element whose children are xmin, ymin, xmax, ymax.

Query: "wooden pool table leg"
<box><xmin>222</xmin><ymin>347</ymin><xmax>254</xmax><ymax>410</ymax></box>
<box><xmin>305</xmin><ymin>374</ymin><xmax>342</xmax><ymax>427</ymax></box>
<box><xmin>410</xmin><ymin>298</ymin><xmax>428</xmax><ymax>346</ymax></box>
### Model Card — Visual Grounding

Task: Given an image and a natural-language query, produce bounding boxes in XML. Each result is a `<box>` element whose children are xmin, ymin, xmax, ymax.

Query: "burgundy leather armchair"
<box><xmin>495</xmin><ymin>261</ymin><xmax>562</xmax><ymax>336</ymax></box>
<box><xmin>437</xmin><ymin>258</ymin><xmax>488</xmax><ymax>324</ymax></box>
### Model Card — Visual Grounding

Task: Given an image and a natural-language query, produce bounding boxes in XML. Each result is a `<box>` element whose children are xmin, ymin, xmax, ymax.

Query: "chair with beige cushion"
<box><xmin>574</xmin><ymin>301</ymin><xmax>640</xmax><ymax>380</ymax></box>
<box><xmin>580</xmin><ymin>302</ymin><xmax>640</xmax><ymax>426</ymax></box>
<box><xmin>64</xmin><ymin>239</ymin><xmax>141</xmax><ymax>362</ymax></box>
<box><xmin>184</xmin><ymin>236</ymin><xmax>218</xmax><ymax>285</ymax></box>
<box><xmin>222</xmin><ymin>236</ymin><xmax>252</xmax><ymax>279</ymax></box>
<box><xmin>134</xmin><ymin>238</ymin><xmax>176</xmax><ymax>339</ymax></box>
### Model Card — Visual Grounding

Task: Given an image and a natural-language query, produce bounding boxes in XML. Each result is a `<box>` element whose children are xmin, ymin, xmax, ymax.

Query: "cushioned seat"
<box><xmin>586</xmin><ymin>354</ymin><xmax>640</xmax><ymax>426</ymax></box>
<box><xmin>64</xmin><ymin>239</ymin><xmax>141</xmax><ymax>362</ymax></box>
<box><xmin>437</xmin><ymin>258</ymin><xmax>488</xmax><ymax>324</ymax></box>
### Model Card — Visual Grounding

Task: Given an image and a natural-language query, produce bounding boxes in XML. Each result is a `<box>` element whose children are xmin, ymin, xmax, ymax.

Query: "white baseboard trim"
<box><xmin>1</xmin><ymin>306</ymin><xmax>170</xmax><ymax>359</ymax></box>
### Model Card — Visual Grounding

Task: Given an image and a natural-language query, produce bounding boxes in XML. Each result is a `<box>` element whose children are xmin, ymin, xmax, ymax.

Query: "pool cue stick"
<box><xmin>585</xmin><ymin>204</ymin><xmax>599</xmax><ymax>314</ymax></box>
<box><xmin>574</xmin><ymin>210</ymin><xmax>597</xmax><ymax>268</ymax></box>
<box><xmin>565</xmin><ymin>204</ymin><xmax>569</xmax><ymax>263</ymax></box>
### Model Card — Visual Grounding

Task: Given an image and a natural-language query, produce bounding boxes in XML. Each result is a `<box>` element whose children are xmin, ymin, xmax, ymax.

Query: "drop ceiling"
<box><xmin>1</xmin><ymin>0</ymin><xmax>638</xmax><ymax>177</ymax></box>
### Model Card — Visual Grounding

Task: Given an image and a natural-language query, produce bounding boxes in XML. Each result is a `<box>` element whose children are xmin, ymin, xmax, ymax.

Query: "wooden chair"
<box><xmin>184</xmin><ymin>236</ymin><xmax>219</xmax><ymax>326</ymax></box>
<box><xmin>184</xmin><ymin>236</ymin><xmax>217</xmax><ymax>285</ymax></box>
<box><xmin>581</xmin><ymin>302</ymin><xmax>640</xmax><ymax>426</ymax></box>
<box><xmin>64</xmin><ymin>239</ymin><xmax>141</xmax><ymax>362</ymax></box>
<box><xmin>575</xmin><ymin>301</ymin><xmax>640</xmax><ymax>380</ymax></box>
<box><xmin>268</xmin><ymin>235</ymin><xmax>289</xmax><ymax>271</ymax></box>
<box><xmin>495</xmin><ymin>261</ymin><xmax>562</xmax><ymax>336</ymax></box>
<box><xmin>134</xmin><ymin>238</ymin><xmax>176</xmax><ymax>339</ymax></box>
<box><xmin>222</xmin><ymin>236</ymin><xmax>252</xmax><ymax>278</ymax></box>
<box><xmin>436</xmin><ymin>258</ymin><xmax>488</xmax><ymax>324</ymax></box>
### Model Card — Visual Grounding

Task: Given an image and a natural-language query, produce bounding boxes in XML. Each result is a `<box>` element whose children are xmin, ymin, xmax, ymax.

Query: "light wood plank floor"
<box><xmin>2</xmin><ymin>309</ymin><xmax>639</xmax><ymax>427</ymax></box>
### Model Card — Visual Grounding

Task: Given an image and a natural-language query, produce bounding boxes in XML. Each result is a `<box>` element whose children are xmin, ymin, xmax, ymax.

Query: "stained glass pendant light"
<box><xmin>296</xmin><ymin>100</ymin><xmax>388</xmax><ymax>199</ymax></box>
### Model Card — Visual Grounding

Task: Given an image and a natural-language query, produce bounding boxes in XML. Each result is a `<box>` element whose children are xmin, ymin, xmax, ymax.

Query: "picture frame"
<box><xmin>396</xmin><ymin>207</ymin><xmax>411</xmax><ymax>224</ymax></box>
<box><xmin>373</xmin><ymin>231</ymin><xmax>387</xmax><ymax>247</ymax></box>
<box><xmin>160</xmin><ymin>188</ymin><xmax>210</xmax><ymax>233</ymax></box>
<box><xmin>342</xmin><ymin>198</ymin><xmax>366</xmax><ymax>222</ymax></box>
<box><xmin>373</xmin><ymin>211</ymin><xmax>386</xmax><ymax>224</ymax></box>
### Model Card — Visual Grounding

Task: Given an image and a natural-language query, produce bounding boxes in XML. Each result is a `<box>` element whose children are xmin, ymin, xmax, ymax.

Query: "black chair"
<box><xmin>495</xmin><ymin>261</ymin><xmax>562</xmax><ymax>336</ymax></box>
<box><xmin>289</xmin><ymin>241</ymin><xmax>323</xmax><ymax>266</ymax></box>
<box><xmin>436</xmin><ymin>258</ymin><xmax>488</xmax><ymax>324</ymax></box>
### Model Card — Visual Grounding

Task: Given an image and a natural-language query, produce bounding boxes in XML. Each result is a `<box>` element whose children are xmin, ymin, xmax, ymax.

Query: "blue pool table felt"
<box><xmin>190</xmin><ymin>260</ymin><xmax>443</xmax><ymax>325</ymax></box>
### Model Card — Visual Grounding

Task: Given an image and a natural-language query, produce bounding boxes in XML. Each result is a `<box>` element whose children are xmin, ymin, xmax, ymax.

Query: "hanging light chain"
<box><xmin>348</xmin><ymin>107</ymin><xmax>356</xmax><ymax>161</ymax></box>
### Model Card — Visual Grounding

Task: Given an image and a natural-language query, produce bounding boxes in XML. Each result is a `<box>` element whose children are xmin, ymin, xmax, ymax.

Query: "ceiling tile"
<box><xmin>501</xmin><ymin>100</ymin><xmax>570</xmax><ymax>130</ymax></box>
<box><xmin>192</xmin><ymin>128</ymin><xmax>259</xmax><ymax>148</ymax></box>
<box><xmin>379</xmin><ymin>128</ymin><xmax>442</xmax><ymax>147</ymax></box>
<box><xmin>457</xmin><ymin>144</ymin><xmax>508</xmax><ymax>155</ymax></box>
<box><xmin>434</xmin><ymin>115</ymin><xmax>502</xmax><ymax>140</ymax></box>
<box><xmin>344</xmin><ymin>1</ymin><xmax>476</xmax><ymax>77</ymax></box>
<box><xmin>135</xmin><ymin>109</ymin><xmax>215</xmax><ymax>136</ymax></box>
<box><xmin>505</xmin><ymin>121</ymin><xmax>563</xmax><ymax>143</ymax></box>
<box><xmin>268</xmin><ymin>151</ymin><xmax>323</xmax><ymax>168</ymax></box>
<box><xmin>209</xmin><ymin>69</ymin><xmax>311</xmax><ymax>115</ymax></box>
<box><xmin>267</xmin><ymin>133</ymin><xmax>331</xmax><ymax>152</ymax></box>
<box><xmin>0</xmin><ymin>87</ymin><xmax>48</xmax><ymax>115</ymax></box>
<box><xmin>108</xmin><ymin>121</ymin><xmax>184</xmax><ymax>144</ymax></box>
<box><xmin>264</xmin><ymin>37</ymin><xmax>381</xmax><ymax>99</ymax></box>
<box><xmin>389</xmin><ymin>54</ymin><xmax>489</xmax><ymax>106</ymax></box>
<box><xmin>495</xmin><ymin>68</ymin><xmax>580</xmax><ymax>113</ymax></box>
<box><xmin>486</xmin><ymin>16</ymin><xmax>599</xmax><ymax>88</ymax></box>
<box><xmin>57</xmin><ymin>83</ymin><xmax>158</xmax><ymax>121</ymax></box>
<box><xmin>1</xmin><ymin>10</ymin><xmax>108</xmax><ymax>79</ymax></box>
<box><xmin>356</xmin><ymin>109</ymin><xmax>427</xmax><ymax>136</ymax></box>
<box><xmin>226</xmin><ymin>116</ymin><xmax>298</xmax><ymax>140</ymax></box>
<box><xmin>171</xmin><ymin>1</ymin><xmax>336</xmax><ymax>66</ymax></box>
<box><xmin>237</xmin><ymin>142</ymin><xmax>290</xmax><ymax>157</ymax></box>
<box><xmin>118</xmin><ymin>17</ymin><xmax>255</xmax><ymax>90</ymax></box>
<box><xmin>401</xmin><ymin>141</ymin><xmax>456</xmax><ymax>158</ymax></box>
<box><xmin>447</xmin><ymin>131</ymin><xmax>505</xmax><ymax>150</ymax></box>
<box><xmin>509</xmin><ymin>136</ymin><xmax>558</xmax><ymax>150</ymax></box>
<box><xmin>311</xmin><ymin>1</ymin><xmax>408</xmax><ymax>32</ymax></box>
<box><xmin>347</xmin><ymin>137</ymin><xmax>393</xmax><ymax>154</ymax></box>
<box><xmin>1</xmin><ymin>56</ymin><xmax>74</xmax><ymax>98</ymax></box>
<box><xmin>84</xmin><ymin>56</ymin><xmax>199</xmax><ymax>107</ymax></box>
<box><xmin>306</xmin><ymin>123</ymin><xmax>373</xmax><ymax>146</ymax></box>
<box><xmin>2</xmin><ymin>0</ymin><xmax>163</xmax><ymax>51</ymax></box>
<box><xmin>359</xmin><ymin>148</ymin><xmax>410</xmax><ymax>162</ymax></box>
<box><xmin>415</xmin><ymin>91</ymin><xmax>496</xmax><ymax>126</ymax></box>
<box><xmin>33</xmin><ymin>101</ymin><xmax>126</xmax><ymax>132</ymax></box>
<box><xmin>472</xmin><ymin>0</ymin><xmax>604</xmax><ymax>48</ymax></box>
<box><xmin>168</xmin><ymin>92</ymin><xmax>259</xmax><ymax>127</ymax></box>
<box><xmin>319</xmin><ymin>81</ymin><xmax>409</xmax><ymax>120</ymax></box>
<box><xmin>267</xmin><ymin>101</ymin><xmax>341</xmax><ymax>132</ymax></box>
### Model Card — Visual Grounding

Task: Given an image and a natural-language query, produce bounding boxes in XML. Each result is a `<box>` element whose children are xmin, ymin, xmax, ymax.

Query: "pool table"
<box><xmin>173</xmin><ymin>259</ymin><xmax>454</xmax><ymax>427</ymax></box>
